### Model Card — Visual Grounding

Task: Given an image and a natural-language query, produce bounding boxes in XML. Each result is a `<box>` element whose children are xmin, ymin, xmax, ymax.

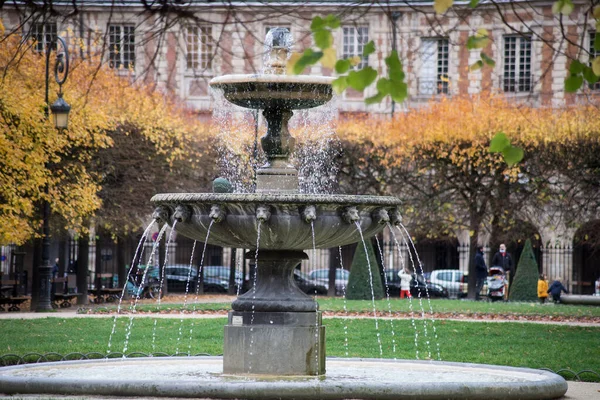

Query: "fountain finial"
<box><xmin>264</xmin><ymin>27</ymin><xmax>292</xmax><ymax>75</ymax></box>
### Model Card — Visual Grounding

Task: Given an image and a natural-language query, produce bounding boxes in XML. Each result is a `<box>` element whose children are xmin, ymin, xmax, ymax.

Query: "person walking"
<box><xmin>474</xmin><ymin>246</ymin><xmax>487</xmax><ymax>301</ymax></box>
<box><xmin>398</xmin><ymin>268</ymin><xmax>412</xmax><ymax>299</ymax></box>
<box><xmin>547</xmin><ymin>277</ymin><xmax>568</xmax><ymax>304</ymax></box>
<box><xmin>537</xmin><ymin>274</ymin><xmax>549</xmax><ymax>304</ymax></box>
<box><xmin>491</xmin><ymin>244</ymin><xmax>513</xmax><ymax>290</ymax></box>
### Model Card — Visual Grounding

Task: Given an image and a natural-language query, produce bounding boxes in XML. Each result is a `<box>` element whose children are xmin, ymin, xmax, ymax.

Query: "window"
<box><xmin>108</xmin><ymin>25</ymin><xmax>135</xmax><ymax>69</ymax></box>
<box><xmin>186</xmin><ymin>26</ymin><xmax>213</xmax><ymax>71</ymax></box>
<box><xmin>419</xmin><ymin>38</ymin><xmax>449</xmax><ymax>95</ymax></box>
<box><xmin>590</xmin><ymin>32</ymin><xmax>600</xmax><ymax>90</ymax></box>
<box><xmin>30</xmin><ymin>22</ymin><xmax>57</xmax><ymax>53</ymax></box>
<box><xmin>265</xmin><ymin>25</ymin><xmax>291</xmax><ymax>36</ymax></box>
<box><xmin>502</xmin><ymin>36</ymin><xmax>532</xmax><ymax>92</ymax></box>
<box><xmin>342</xmin><ymin>26</ymin><xmax>369</xmax><ymax>69</ymax></box>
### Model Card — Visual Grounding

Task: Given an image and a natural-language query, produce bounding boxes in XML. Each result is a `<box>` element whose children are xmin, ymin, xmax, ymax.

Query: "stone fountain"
<box><xmin>0</xmin><ymin>28</ymin><xmax>568</xmax><ymax>399</ymax></box>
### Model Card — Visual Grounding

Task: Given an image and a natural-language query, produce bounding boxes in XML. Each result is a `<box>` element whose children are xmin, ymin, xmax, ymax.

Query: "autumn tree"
<box><xmin>335</xmin><ymin>95</ymin><xmax>600</xmax><ymax>299</ymax></box>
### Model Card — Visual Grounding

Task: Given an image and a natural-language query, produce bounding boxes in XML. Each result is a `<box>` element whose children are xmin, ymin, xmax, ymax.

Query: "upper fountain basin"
<box><xmin>151</xmin><ymin>193</ymin><xmax>401</xmax><ymax>250</ymax></box>
<box><xmin>209</xmin><ymin>74</ymin><xmax>334</xmax><ymax>110</ymax></box>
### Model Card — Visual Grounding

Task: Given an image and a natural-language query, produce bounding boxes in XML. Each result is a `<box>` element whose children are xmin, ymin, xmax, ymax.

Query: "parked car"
<box><xmin>308</xmin><ymin>268</ymin><xmax>350</xmax><ymax>295</ymax></box>
<box><xmin>427</xmin><ymin>269</ymin><xmax>467</xmax><ymax>299</ymax></box>
<box><xmin>203</xmin><ymin>266</ymin><xmax>243</xmax><ymax>293</ymax></box>
<box><xmin>384</xmin><ymin>270</ymin><xmax>449</xmax><ymax>298</ymax></box>
<box><xmin>294</xmin><ymin>270</ymin><xmax>327</xmax><ymax>295</ymax></box>
<box><xmin>134</xmin><ymin>264</ymin><xmax>231</xmax><ymax>293</ymax></box>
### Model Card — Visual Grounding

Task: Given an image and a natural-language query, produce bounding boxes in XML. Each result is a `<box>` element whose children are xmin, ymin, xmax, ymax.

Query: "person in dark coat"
<box><xmin>547</xmin><ymin>277</ymin><xmax>568</xmax><ymax>304</ymax></box>
<box><xmin>491</xmin><ymin>244</ymin><xmax>513</xmax><ymax>273</ymax></box>
<box><xmin>474</xmin><ymin>246</ymin><xmax>488</xmax><ymax>301</ymax></box>
<box><xmin>491</xmin><ymin>243</ymin><xmax>513</xmax><ymax>286</ymax></box>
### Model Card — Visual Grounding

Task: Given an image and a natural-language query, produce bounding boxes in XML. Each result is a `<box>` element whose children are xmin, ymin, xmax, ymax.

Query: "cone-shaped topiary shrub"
<box><xmin>508</xmin><ymin>239</ymin><xmax>539</xmax><ymax>302</ymax></box>
<box><xmin>346</xmin><ymin>239</ymin><xmax>384</xmax><ymax>300</ymax></box>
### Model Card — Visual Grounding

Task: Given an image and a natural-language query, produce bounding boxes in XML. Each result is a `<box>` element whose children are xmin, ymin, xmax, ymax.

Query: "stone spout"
<box><xmin>209</xmin><ymin>204</ymin><xmax>225</xmax><ymax>223</ymax></box>
<box><xmin>301</xmin><ymin>205</ymin><xmax>317</xmax><ymax>223</ymax></box>
<box><xmin>342</xmin><ymin>206</ymin><xmax>360</xmax><ymax>224</ymax></box>
<box><xmin>390</xmin><ymin>208</ymin><xmax>403</xmax><ymax>226</ymax></box>
<box><xmin>256</xmin><ymin>204</ymin><xmax>271</xmax><ymax>223</ymax></box>
<box><xmin>372</xmin><ymin>208</ymin><xmax>390</xmax><ymax>225</ymax></box>
<box><xmin>173</xmin><ymin>205</ymin><xmax>192</xmax><ymax>223</ymax></box>
<box><xmin>153</xmin><ymin>206</ymin><xmax>170</xmax><ymax>224</ymax></box>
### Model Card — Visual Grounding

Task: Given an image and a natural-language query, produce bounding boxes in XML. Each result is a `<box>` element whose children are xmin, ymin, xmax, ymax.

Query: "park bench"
<box><xmin>0</xmin><ymin>279</ymin><xmax>30</xmax><ymax>312</ymax></box>
<box><xmin>89</xmin><ymin>273</ymin><xmax>123</xmax><ymax>303</ymax></box>
<box><xmin>52</xmin><ymin>275</ymin><xmax>81</xmax><ymax>308</ymax></box>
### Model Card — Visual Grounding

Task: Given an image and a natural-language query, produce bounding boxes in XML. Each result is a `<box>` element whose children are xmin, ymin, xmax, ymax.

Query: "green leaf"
<box><xmin>324</xmin><ymin>14</ymin><xmax>341</xmax><ymax>29</ymax></box>
<box><xmin>466</xmin><ymin>29</ymin><xmax>490</xmax><ymax>50</ymax></box>
<box><xmin>389</xmin><ymin>81</ymin><xmax>408</xmax><ymax>103</ymax></box>
<box><xmin>365</xmin><ymin>91</ymin><xmax>387</xmax><ymax>105</ymax></box>
<box><xmin>552</xmin><ymin>0</ymin><xmax>574</xmax><ymax>15</ymax></box>
<box><xmin>363</xmin><ymin>40</ymin><xmax>376</xmax><ymax>57</ymax></box>
<box><xmin>593</xmin><ymin>56</ymin><xmax>600</xmax><ymax>76</ymax></box>
<box><xmin>314</xmin><ymin>29</ymin><xmax>333</xmax><ymax>50</ymax></box>
<box><xmin>310</xmin><ymin>16</ymin><xmax>326</xmax><ymax>32</ymax></box>
<box><xmin>376</xmin><ymin>78</ymin><xmax>392</xmax><ymax>95</ymax></box>
<box><xmin>469</xmin><ymin>60</ymin><xmax>484</xmax><ymax>71</ymax></box>
<box><xmin>469</xmin><ymin>0</ymin><xmax>480</xmax><ymax>7</ymax></box>
<box><xmin>467</xmin><ymin>36</ymin><xmax>489</xmax><ymax>50</ymax></box>
<box><xmin>347</xmin><ymin>67</ymin><xmax>378</xmax><ymax>91</ymax></box>
<box><xmin>331</xmin><ymin>76</ymin><xmax>348</xmax><ymax>94</ymax></box>
<box><xmin>481</xmin><ymin>52</ymin><xmax>495</xmax><ymax>67</ymax></box>
<box><xmin>582</xmin><ymin>66</ymin><xmax>599</xmax><ymax>84</ymax></box>
<box><xmin>434</xmin><ymin>0</ymin><xmax>453</xmax><ymax>15</ymax></box>
<box><xmin>489</xmin><ymin>132</ymin><xmax>511</xmax><ymax>153</ymax></box>
<box><xmin>569</xmin><ymin>60</ymin><xmax>585</xmax><ymax>74</ymax></box>
<box><xmin>385</xmin><ymin>51</ymin><xmax>405</xmax><ymax>81</ymax></box>
<box><xmin>503</xmin><ymin>146</ymin><xmax>524</xmax><ymax>166</ymax></box>
<box><xmin>293</xmin><ymin>49</ymin><xmax>323</xmax><ymax>74</ymax></box>
<box><xmin>564</xmin><ymin>74</ymin><xmax>583</xmax><ymax>93</ymax></box>
<box><xmin>335</xmin><ymin>59</ymin><xmax>351</xmax><ymax>74</ymax></box>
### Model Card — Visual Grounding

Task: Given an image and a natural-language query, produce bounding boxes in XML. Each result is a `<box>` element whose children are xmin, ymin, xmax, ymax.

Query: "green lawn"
<box><xmin>102</xmin><ymin>296</ymin><xmax>600</xmax><ymax>319</ymax></box>
<box><xmin>0</xmin><ymin>316</ymin><xmax>598</xmax><ymax>381</ymax></box>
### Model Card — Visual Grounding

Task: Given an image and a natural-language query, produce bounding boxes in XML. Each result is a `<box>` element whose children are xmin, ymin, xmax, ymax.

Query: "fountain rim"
<box><xmin>150</xmin><ymin>192</ymin><xmax>401</xmax><ymax>206</ymax></box>
<box><xmin>0</xmin><ymin>356</ymin><xmax>568</xmax><ymax>400</ymax></box>
<box><xmin>209</xmin><ymin>74</ymin><xmax>336</xmax><ymax>87</ymax></box>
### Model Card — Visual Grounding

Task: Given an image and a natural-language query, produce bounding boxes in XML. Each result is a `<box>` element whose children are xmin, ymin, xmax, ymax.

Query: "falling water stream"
<box><xmin>247</xmin><ymin>221</ymin><xmax>262</xmax><ymax>373</ymax></box>
<box><xmin>187</xmin><ymin>220</ymin><xmax>215</xmax><ymax>356</ymax></box>
<box><xmin>310</xmin><ymin>221</ymin><xmax>320</xmax><ymax>368</ymax></box>
<box><xmin>338</xmin><ymin>246</ymin><xmax>350</xmax><ymax>357</ymax></box>
<box><xmin>398</xmin><ymin>223</ymin><xmax>441</xmax><ymax>361</ymax></box>
<box><xmin>387</xmin><ymin>223</ymin><xmax>421</xmax><ymax>359</ymax></box>
<box><xmin>106</xmin><ymin>220</ymin><xmax>155</xmax><ymax>355</ymax></box>
<box><xmin>121</xmin><ymin>223</ymin><xmax>169</xmax><ymax>355</ymax></box>
<box><xmin>175</xmin><ymin>240</ymin><xmax>197</xmax><ymax>355</ymax></box>
<box><xmin>354</xmin><ymin>221</ymin><xmax>383</xmax><ymax>356</ymax></box>
<box><xmin>375</xmin><ymin>235</ymin><xmax>398</xmax><ymax>357</ymax></box>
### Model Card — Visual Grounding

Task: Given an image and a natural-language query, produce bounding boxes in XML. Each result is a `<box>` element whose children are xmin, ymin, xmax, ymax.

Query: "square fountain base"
<box><xmin>223</xmin><ymin>311</ymin><xmax>325</xmax><ymax>375</ymax></box>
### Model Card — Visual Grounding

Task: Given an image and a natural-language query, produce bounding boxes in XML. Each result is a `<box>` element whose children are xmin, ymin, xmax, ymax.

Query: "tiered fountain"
<box><xmin>0</xmin><ymin>28</ymin><xmax>568</xmax><ymax>399</ymax></box>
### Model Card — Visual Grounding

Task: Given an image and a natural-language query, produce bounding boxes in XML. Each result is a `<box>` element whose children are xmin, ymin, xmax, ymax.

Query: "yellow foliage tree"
<box><xmin>0</xmin><ymin>20</ymin><xmax>214</xmax><ymax>245</ymax></box>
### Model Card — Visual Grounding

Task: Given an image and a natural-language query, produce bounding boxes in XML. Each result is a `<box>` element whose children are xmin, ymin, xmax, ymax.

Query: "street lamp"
<box><xmin>36</xmin><ymin>36</ymin><xmax>70</xmax><ymax>312</ymax></box>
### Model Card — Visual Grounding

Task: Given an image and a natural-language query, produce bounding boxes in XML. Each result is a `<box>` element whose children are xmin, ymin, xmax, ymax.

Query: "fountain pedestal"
<box><xmin>224</xmin><ymin>311</ymin><xmax>325</xmax><ymax>375</ymax></box>
<box><xmin>224</xmin><ymin>250</ymin><xmax>325</xmax><ymax>375</ymax></box>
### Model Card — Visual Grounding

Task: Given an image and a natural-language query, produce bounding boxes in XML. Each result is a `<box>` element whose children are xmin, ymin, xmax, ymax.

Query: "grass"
<box><xmin>93</xmin><ymin>296</ymin><xmax>600</xmax><ymax>319</ymax></box>
<box><xmin>0</xmin><ymin>316</ymin><xmax>598</xmax><ymax>381</ymax></box>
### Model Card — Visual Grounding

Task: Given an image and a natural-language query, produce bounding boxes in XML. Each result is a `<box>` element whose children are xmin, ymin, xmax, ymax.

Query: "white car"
<box><xmin>427</xmin><ymin>270</ymin><xmax>467</xmax><ymax>299</ymax></box>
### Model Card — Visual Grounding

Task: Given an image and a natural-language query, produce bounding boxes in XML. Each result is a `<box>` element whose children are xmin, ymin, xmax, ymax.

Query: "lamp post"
<box><xmin>36</xmin><ymin>36</ymin><xmax>70</xmax><ymax>312</ymax></box>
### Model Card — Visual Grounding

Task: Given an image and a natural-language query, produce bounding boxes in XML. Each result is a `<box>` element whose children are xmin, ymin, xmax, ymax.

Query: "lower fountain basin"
<box><xmin>151</xmin><ymin>193</ymin><xmax>401</xmax><ymax>249</ymax></box>
<box><xmin>0</xmin><ymin>356</ymin><xmax>567</xmax><ymax>399</ymax></box>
